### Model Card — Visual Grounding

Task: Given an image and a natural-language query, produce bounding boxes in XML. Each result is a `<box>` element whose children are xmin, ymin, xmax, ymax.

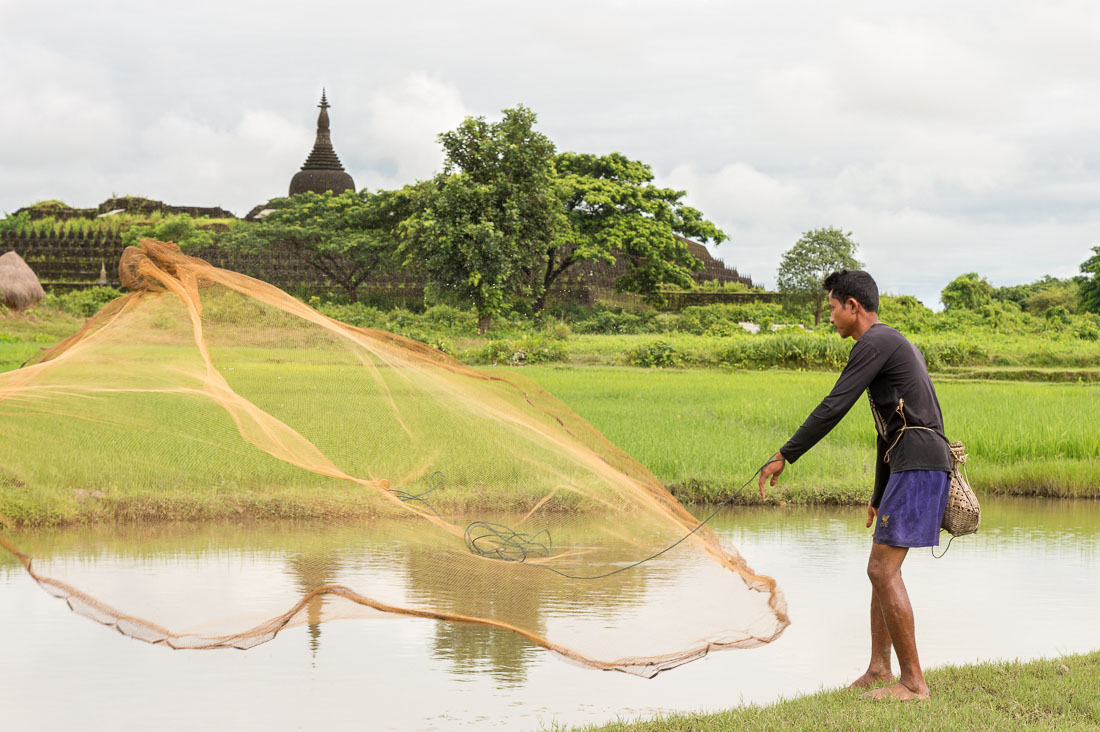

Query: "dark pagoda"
<box><xmin>289</xmin><ymin>90</ymin><xmax>356</xmax><ymax>196</ymax></box>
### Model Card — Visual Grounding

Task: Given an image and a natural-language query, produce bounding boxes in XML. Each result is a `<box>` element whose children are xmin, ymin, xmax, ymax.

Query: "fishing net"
<box><xmin>0</xmin><ymin>239</ymin><xmax>788</xmax><ymax>677</ymax></box>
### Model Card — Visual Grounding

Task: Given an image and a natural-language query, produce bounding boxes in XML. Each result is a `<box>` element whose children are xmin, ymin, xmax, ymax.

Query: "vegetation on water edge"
<box><xmin>569</xmin><ymin>651</ymin><xmax>1100</xmax><ymax>732</ymax></box>
<box><xmin>0</xmin><ymin>485</ymin><xmax>406</xmax><ymax>529</ymax></box>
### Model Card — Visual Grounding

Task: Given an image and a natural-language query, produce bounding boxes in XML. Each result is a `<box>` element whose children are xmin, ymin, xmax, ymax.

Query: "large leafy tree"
<box><xmin>1079</xmin><ymin>245</ymin><xmax>1100</xmax><ymax>314</ymax></box>
<box><xmin>539</xmin><ymin>152</ymin><xmax>726</xmax><ymax>311</ymax></box>
<box><xmin>223</xmin><ymin>189</ymin><xmax>409</xmax><ymax>303</ymax></box>
<box><xmin>776</xmin><ymin>227</ymin><xmax>862</xmax><ymax>325</ymax></box>
<box><xmin>223</xmin><ymin>189</ymin><xmax>406</xmax><ymax>303</ymax></box>
<box><xmin>401</xmin><ymin>106</ymin><xmax>559</xmax><ymax>332</ymax></box>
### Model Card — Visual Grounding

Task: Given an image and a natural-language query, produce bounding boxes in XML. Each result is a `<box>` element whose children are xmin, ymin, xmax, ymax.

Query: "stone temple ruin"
<box><xmin>288</xmin><ymin>90</ymin><xmax>356</xmax><ymax>197</ymax></box>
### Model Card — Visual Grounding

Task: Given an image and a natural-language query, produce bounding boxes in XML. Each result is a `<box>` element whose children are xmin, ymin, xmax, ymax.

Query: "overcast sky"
<box><xmin>2</xmin><ymin>0</ymin><xmax>1098</xmax><ymax>307</ymax></box>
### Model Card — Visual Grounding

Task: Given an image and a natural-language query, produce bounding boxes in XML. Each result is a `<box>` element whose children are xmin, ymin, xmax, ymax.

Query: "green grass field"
<box><xmin>3</xmin><ymin>302</ymin><xmax>1099</xmax><ymax>525</ymax></box>
<box><xmin>2</xmin><ymin>356</ymin><xmax>1096</xmax><ymax>525</ymax></box>
<box><xmin>570</xmin><ymin>651</ymin><xmax>1100</xmax><ymax>732</ymax></box>
<box><xmin>521</xmin><ymin>366</ymin><xmax>1100</xmax><ymax>503</ymax></box>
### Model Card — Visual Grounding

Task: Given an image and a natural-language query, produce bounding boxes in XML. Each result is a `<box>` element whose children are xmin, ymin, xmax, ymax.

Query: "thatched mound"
<box><xmin>0</xmin><ymin>251</ymin><xmax>47</xmax><ymax>311</ymax></box>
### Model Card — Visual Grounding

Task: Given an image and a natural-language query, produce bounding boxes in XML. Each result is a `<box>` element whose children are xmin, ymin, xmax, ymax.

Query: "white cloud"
<box><xmin>0</xmin><ymin>43</ymin><xmax>124</xmax><ymax>168</ymax></box>
<box><xmin>131</xmin><ymin>109</ymin><xmax>305</xmax><ymax>212</ymax></box>
<box><xmin>346</xmin><ymin>74</ymin><xmax>472</xmax><ymax>190</ymax></box>
<box><xmin>833</xmin><ymin>20</ymin><xmax>1002</xmax><ymax>123</ymax></box>
<box><xmin>830</xmin><ymin>130</ymin><xmax>1026</xmax><ymax>208</ymax></box>
<box><xmin>665</xmin><ymin>163</ymin><xmax>803</xmax><ymax>223</ymax></box>
<box><xmin>1</xmin><ymin>0</ymin><xmax>1099</xmax><ymax>298</ymax></box>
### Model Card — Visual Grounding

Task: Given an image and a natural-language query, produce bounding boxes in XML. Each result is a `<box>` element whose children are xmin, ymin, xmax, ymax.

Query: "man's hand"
<box><xmin>758</xmin><ymin>452</ymin><xmax>786</xmax><ymax>499</ymax></box>
<box><xmin>865</xmin><ymin>502</ymin><xmax>877</xmax><ymax>529</ymax></box>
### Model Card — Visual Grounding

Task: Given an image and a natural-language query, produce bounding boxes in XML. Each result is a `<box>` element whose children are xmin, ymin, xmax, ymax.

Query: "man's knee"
<box><xmin>867</xmin><ymin>557</ymin><xmax>899</xmax><ymax>587</ymax></box>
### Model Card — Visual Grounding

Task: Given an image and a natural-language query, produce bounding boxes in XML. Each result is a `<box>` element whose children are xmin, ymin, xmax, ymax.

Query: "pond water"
<box><xmin>1</xmin><ymin>497</ymin><xmax>1097</xmax><ymax>731</ymax></box>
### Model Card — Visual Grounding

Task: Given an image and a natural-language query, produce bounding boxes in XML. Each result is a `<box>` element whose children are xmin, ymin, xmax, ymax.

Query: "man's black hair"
<box><xmin>823</xmin><ymin>270</ymin><xmax>878</xmax><ymax>313</ymax></box>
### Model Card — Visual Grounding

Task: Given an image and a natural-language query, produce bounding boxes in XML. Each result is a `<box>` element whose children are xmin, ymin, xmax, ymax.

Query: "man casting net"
<box><xmin>0</xmin><ymin>240</ymin><xmax>788</xmax><ymax>677</ymax></box>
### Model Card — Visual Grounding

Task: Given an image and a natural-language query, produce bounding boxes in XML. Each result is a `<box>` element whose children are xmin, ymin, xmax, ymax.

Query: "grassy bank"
<box><xmin>572</xmin><ymin>651</ymin><xmax>1100</xmax><ymax>732</ymax></box>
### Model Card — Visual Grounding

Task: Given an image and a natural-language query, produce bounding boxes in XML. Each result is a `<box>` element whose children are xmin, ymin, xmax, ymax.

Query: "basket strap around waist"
<box><xmin>882</xmin><ymin>398</ymin><xmax>953</xmax><ymax>464</ymax></box>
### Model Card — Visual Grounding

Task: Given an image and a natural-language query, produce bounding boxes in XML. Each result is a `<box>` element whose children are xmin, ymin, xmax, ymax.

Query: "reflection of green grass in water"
<box><xmin>524</xmin><ymin>367</ymin><xmax>1100</xmax><ymax>503</ymax></box>
<box><xmin>706</xmin><ymin>496</ymin><xmax>1100</xmax><ymax>545</ymax></box>
<box><xmin>574</xmin><ymin>651</ymin><xmax>1100</xmax><ymax>731</ymax></box>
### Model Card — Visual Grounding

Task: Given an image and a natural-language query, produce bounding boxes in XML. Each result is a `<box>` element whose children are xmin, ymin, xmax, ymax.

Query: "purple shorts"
<box><xmin>873</xmin><ymin>470</ymin><xmax>951</xmax><ymax>548</ymax></box>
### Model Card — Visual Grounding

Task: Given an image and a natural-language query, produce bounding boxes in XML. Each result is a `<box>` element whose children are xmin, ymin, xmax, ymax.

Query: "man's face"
<box><xmin>828</xmin><ymin>293</ymin><xmax>858</xmax><ymax>338</ymax></box>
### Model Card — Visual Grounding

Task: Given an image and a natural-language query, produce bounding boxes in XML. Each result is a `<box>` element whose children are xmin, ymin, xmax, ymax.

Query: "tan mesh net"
<box><xmin>0</xmin><ymin>239</ymin><xmax>788</xmax><ymax>676</ymax></box>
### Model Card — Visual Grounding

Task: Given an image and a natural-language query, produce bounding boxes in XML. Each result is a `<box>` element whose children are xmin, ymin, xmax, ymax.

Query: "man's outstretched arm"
<box><xmin>780</xmin><ymin>340</ymin><xmax>886</xmax><ymax>463</ymax></box>
<box><xmin>760</xmin><ymin>340</ymin><xmax>887</xmax><ymax>499</ymax></box>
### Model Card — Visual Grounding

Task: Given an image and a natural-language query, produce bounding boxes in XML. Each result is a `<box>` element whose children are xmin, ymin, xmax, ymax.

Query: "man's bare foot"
<box><xmin>848</xmin><ymin>670</ymin><xmax>893</xmax><ymax>689</ymax></box>
<box><xmin>860</xmin><ymin>682</ymin><xmax>929</xmax><ymax>700</ymax></box>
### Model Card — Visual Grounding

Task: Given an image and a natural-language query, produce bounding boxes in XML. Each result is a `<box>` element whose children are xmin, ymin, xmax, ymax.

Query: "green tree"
<box><xmin>121</xmin><ymin>214</ymin><xmax>217</xmax><ymax>251</ymax></box>
<box><xmin>1027</xmin><ymin>283</ymin><xmax>1078</xmax><ymax>315</ymax></box>
<box><xmin>1079</xmin><ymin>245</ymin><xmax>1100</xmax><ymax>314</ymax></box>
<box><xmin>0</xmin><ymin>211</ymin><xmax>30</xmax><ymax>234</ymax></box>
<box><xmin>995</xmin><ymin>275</ymin><xmax>1077</xmax><ymax>311</ymax></box>
<box><xmin>941</xmin><ymin>272</ymin><xmax>995</xmax><ymax>311</ymax></box>
<box><xmin>776</xmin><ymin>227</ymin><xmax>862</xmax><ymax>326</ymax></box>
<box><xmin>401</xmin><ymin>106</ymin><xmax>559</xmax><ymax>332</ymax></box>
<box><xmin>541</xmin><ymin>152</ymin><xmax>725</xmax><ymax>311</ymax></box>
<box><xmin>224</xmin><ymin>189</ymin><xmax>404</xmax><ymax>303</ymax></box>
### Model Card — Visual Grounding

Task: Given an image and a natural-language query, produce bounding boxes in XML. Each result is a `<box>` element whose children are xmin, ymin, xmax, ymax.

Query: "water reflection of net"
<box><xmin>0</xmin><ymin>239</ymin><xmax>789</xmax><ymax>677</ymax></box>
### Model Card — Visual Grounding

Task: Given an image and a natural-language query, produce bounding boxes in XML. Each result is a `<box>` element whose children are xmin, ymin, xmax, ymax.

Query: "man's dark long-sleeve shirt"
<box><xmin>779</xmin><ymin>323</ymin><xmax>952</xmax><ymax>508</ymax></box>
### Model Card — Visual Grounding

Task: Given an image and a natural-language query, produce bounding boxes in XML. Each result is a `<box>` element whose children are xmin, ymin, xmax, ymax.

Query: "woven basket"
<box><xmin>942</xmin><ymin>441</ymin><xmax>980</xmax><ymax>536</ymax></box>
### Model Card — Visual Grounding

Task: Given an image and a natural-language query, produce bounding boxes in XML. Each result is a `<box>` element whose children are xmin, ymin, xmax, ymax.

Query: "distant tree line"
<box><xmin>773</xmin><ymin>227</ymin><xmax>1100</xmax><ymax>320</ymax></box>
<box><xmin>940</xmin><ymin>267</ymin><xmax>1099</xmax><ymax>319</ymax></box>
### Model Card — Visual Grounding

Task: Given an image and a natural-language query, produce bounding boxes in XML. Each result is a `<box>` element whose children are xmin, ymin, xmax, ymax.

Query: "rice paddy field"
<box><xmin>1</xmin><ymin>355</ymin><xmax>1096</xmax><ymax>526</ymax></box>
<box><xmin>2</xmin><ymin>301</ymin><xmax>1098</xmax><ymax>525</ymax></box>
<box><xmin>520</xmin><ymin>366</ymin><xmax>1100</xmax><ymax>503</ymax></box>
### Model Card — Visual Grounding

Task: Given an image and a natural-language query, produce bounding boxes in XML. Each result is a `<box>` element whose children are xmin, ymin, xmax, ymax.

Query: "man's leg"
<box><xmin>849</xmin><ymin>588</ymin><xmax>893</xmax><ymax>688</ymax></box>
<box><xmin>862</xmin><ymin>542</ymin><xmax>929</xmax><ymax>700</ymax></box>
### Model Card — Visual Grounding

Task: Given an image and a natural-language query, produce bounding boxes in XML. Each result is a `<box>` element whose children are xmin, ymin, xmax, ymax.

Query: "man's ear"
<box><xmin>846</xmin><ymin>297</ymin><xmax>862</xmax><ymax>314</ymax></box>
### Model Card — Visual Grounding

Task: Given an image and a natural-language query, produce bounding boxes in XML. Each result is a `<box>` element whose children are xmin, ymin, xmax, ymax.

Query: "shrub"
<box><xmin>317</xmin><ymin>302</ymin><xmax>386</xmax><ymax>329</ymax></box>
<box><xmin>627</xmin><ymin>341</ymin><xmax>684</xmax><ymax>368</ymax></box>
<box><xmin>912</xmin><ymin>338</ymin><xmax>989</xmax><ymax>369</ymax></box>
<box><xmin>878</xmin><ymin>294</ymin><xmax>935</xmax><ymax>333</ymax></box>
<box><xmin>422</xmin><ymin>304</ymin><xmax>477</xmax><ymax>331</ymax></box>
<box><xmin>941</xmin><ymin>272</ymin><xmax>995</xmax><ymax>311</ymax></box>
<box><xmin>1028</xmin><ymin>285</ymin><xmax>1078</xmax><ymax>315</ymax></box>
<box><xmin>543</xmin><ymin>321</ymin><xmax>573</xmax><ymax>341</ymax></box>
<box><xmin>44</xmin><ymin>287</ymin><xmax>124</xmax><ymax>318</ymax></box>
<box><xmin>468</xmin><ymin>337</ymin><xmax>567</xmax><ymax>366</ymax></box>
<box><xmin>1074</xmin><ymin>314</ymin><xmax>1100</xmax><ymax>341</ymax></box>
<box><xmin>702</xmin><ymin>321</ymin><xmax>740</xmax><ymax>338</ymax></box>
<box><xmin>1044</xmin><ymin>305</ymin><xmax>1073</xmax><ymax>325</ymax></box>
<box><xmin>121</xmin><ymin>214</ymin><xmax>217</xmax><ymax>251</ymax></box>
<box><xmin>573</xmin><ymin>309</ymin><xmax>646</xmax><ymax>334</ymax></box>
<box><xmin>718</xmin><ymin>333</ymin><xmax>851</xmax><ymax>370</ymax></box>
